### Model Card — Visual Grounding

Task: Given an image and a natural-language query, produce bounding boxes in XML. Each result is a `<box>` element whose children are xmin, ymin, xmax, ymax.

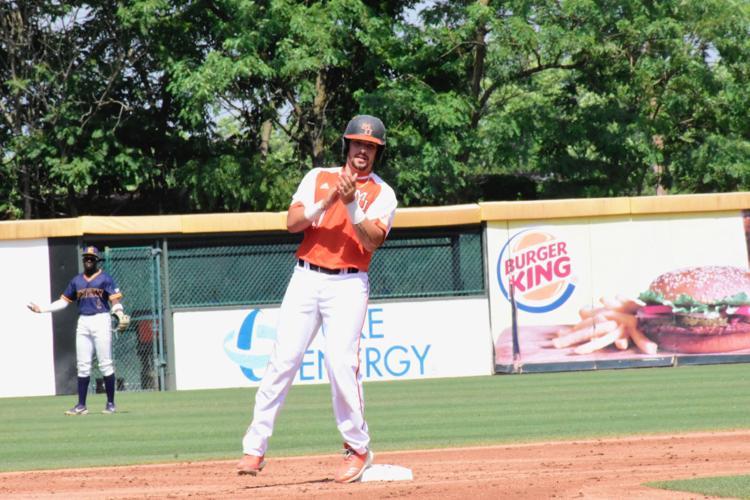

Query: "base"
<box><xmin>360</xmin><ymin>464</ymin><xmax>413</xmax><ymax>482</ymax></box>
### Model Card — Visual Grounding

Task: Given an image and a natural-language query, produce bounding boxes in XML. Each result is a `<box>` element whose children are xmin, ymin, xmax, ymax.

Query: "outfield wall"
<box><xmin>2</xmin><ymin>192</ymin><xmax>749</xmax><ymax>398</ymax></box>
<box><xmin>488</xmin><ymin>211</ymin><xmax>750</xmax><ymax>372</ymax></box>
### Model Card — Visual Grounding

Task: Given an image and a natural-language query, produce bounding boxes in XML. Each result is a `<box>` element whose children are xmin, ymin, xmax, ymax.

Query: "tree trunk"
<box><xmin>652</xmin><ymin>135</ymin><xmax>667</xmax><ymax>195</ymax></box>
<box><xmin>459</xmin><ymin>0</ymin><xmax>489</xmax><ymax>166</ymax></box>
<box><xmin>311</xmin><ymin>70</ymin><xmax>329</xmax><ymax>168</ymax></box>
<box><xmin>21</xmin><ymin>162</ymin><xmax>31</xmax><ymax>219</ymax></box>
<box><xmin>260</xmin><ymin>119</ymin><xmax>272</xmax><ymax>159</ymax></box>
<box><xmin>470</xmin><ymin>0</ymin><xmax>489</xmax><ymax>103</ymax></box>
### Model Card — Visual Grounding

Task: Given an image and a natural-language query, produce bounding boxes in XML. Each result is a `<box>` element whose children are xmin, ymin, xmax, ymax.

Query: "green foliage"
<box><xmin>1</xmin><ymin>0</ymin><xmax>749</xmax><ymax>219</ymax></box>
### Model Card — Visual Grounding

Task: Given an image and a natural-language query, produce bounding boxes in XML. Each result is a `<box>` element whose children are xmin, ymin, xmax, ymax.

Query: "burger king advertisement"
<box><xmin>488</xmin><ymin>211</ymin><xmax>750</xmax><ymax>372</ymax></box>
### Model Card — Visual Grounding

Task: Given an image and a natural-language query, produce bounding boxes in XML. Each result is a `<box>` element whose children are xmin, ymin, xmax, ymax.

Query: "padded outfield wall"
<box><xmin>484</xmin><ymin>194</ymin><xmax>750</xmax><ymax>373</ymax></box>
<box><xmin>1</xmin><ymin>193</ymin><xmax>749</xmax><ymax>398</ymax></box>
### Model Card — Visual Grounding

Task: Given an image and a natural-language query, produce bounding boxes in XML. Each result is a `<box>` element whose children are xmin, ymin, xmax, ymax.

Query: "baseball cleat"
<box><xmin>102</xmin><ymin>402</ymin><xmax>116</xmax><ymax>414</ymax></box>
<box><xmin>335</xmin><ymin>444</ymin><xmax>373</xmax><ymax>483</ymax></box>
<box><xmin>65</xmin><ymin>404</ymin><xmax>88</xmax><ymax>416</ymax></box>
<box><xmin>237</xmin><ymin>454</ymin><xmax>266</xmax><ymax>476</ymax></box>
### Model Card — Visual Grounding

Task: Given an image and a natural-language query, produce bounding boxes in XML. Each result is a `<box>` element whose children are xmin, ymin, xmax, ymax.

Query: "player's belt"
<box><xmin>298</xmin><ymin>259</ymin><xmax>360</xmax><ymax>275</ymax></box>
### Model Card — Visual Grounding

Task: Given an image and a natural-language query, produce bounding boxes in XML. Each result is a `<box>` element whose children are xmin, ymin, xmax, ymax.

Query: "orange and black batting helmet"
<box><xmin>341</xmin><ymin>115</ymin><xmax>387</xmax><ymax>164</ymax></box>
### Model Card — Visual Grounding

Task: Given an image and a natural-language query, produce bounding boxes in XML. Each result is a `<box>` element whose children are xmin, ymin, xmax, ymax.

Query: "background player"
<box><xmin>237</xmin><ymin>115</ymin><xmax>398</xmax><ymax>483</ymax></box>
<box><xmin>28</xmin><ymin>246</ymin><xmax>130</xmax><ymax>415</ymax></box>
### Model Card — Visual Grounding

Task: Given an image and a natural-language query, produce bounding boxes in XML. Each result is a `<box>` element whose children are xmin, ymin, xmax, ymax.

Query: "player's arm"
<box><xmin>29</xmin><ymin>280</ymin><xmax>75</xmax><ymax>313</ymax></box>
<box><xmin>336</xmin><ymin>172</ymin><xmax>388</xmax><ymax>252</ymax></box>
<box><xmin>350</xmin><ymin>217</ymin><xmax>386</xmax><ymax>252</ymax></box>
<box><xmin>110</xmin><ymin>300</ymin><xmax>131</xmax><ymax>331</ymax></box>
<box><xmin>27</xmin><ymin>298</ymin><xmax>69</xmax><ymax>314</ymax></box>
<box><xmin>287</xmin><ymin>187</ymin><xmax>339</xmax><ymax>233</ymax></box>
<box><xmin>106</xmin><ymin>279</ymin><xmax>130</xmax><ymax>331</ymax></box>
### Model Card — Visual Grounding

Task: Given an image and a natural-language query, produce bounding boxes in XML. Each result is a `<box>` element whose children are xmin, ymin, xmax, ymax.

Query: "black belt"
<box><xmin>298</xmin><ymin>259</ymin><xmax>360</xmax><ymax>275</ymax></box>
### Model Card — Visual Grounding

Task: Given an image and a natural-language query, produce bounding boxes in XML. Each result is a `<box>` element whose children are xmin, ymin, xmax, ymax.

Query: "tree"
<box><xmin>2</xmin><ymin>0</ymin><xmax>748</xmax><ymax>220</ymax></box>
<box><xmin>0</xmin><ymin>1</ymin><xmax>147</xmax><ymax>218</ymax></box>
<box><xmin>127</xmin><ymin>0</ymin><xmax>417</xmax><ymax>212</ymax></box>
<box><xmin>363</xmin><ymin>0</ymin><xmax>750</xmax><ymax>203</ymax></box>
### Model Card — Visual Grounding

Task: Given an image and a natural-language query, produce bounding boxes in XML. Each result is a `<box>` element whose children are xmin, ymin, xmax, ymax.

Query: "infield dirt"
<box><xmin>1</xmin><ymin>431</ymin><xmax>748</xmax><ymax>499</ymax></box>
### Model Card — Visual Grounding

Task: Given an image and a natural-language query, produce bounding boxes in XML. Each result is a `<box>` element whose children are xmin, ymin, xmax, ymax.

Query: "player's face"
<box><xmin>82</xmin><ymin>256</ymin><xmax>98</xmax><ymax>273</ymax></box>
<box><xmin>346</xmin><ymin>140</ymin><xmax>378</xmax><ymax>175</ymax></box>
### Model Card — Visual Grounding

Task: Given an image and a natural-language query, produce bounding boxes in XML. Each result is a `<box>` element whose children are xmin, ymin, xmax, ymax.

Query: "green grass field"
<box><xmin>2</xmin><ymin>363</ymin><xmax>749</xmax><ymax>484</ymax></box>
<box><xmin>649</xmin><ymin>475</ymin><xmax>750</xmax><ymax>500</ymax></box>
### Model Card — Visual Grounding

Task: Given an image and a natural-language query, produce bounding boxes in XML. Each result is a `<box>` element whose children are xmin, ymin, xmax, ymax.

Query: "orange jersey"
<box><xmin>291</xmin><ymin>167</ymin><xmax>397</xmax><ymax>271</ymax></box>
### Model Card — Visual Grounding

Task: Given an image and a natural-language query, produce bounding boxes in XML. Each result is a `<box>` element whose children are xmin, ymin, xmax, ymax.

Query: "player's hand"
<box><xmin>27</xmin><ymin>302</ymin><xmax>41</xmax><ymax>313</ymax></box>
<box><xmin>336</xmin><ymin>171</ymin><xmax>357</xmax><ymax>204</ymax></box>
<box><xmin>114</xmin><ymin>310</ymin><xmax>131</xmax><ymax>332</ymax></box>
<box><xmin>322</xmin><ymin>184</ymin><xmax>340</xmax><ymax>208</ymax></box>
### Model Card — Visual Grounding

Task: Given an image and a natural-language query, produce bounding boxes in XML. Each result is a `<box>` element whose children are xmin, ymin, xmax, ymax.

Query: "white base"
<box><xmin>360</xmin><ymin>464</ymin><xmax>413</xmax><ymax>482</ymax></box>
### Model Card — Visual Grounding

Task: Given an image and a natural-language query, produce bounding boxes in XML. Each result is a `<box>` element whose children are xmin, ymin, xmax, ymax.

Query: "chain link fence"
<box><xmin>166</xmin><ymin>228</ymin><xmax>484</xmax><ymax>308</ymax></box>
<box><xmin>101</xmin><ymin>226</ymin><xmax>485</xmax><ymax>391</ymax></box>
<box><xmin>86</xmin><ymin>247</ymin><xmax>162</xmax><ymax>394</ymax></box>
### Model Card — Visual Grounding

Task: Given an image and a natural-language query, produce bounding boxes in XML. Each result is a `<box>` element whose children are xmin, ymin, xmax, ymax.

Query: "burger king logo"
<box><xmin>497</xmin><ymin>229</ymin><xmax>576</xmax><ymax>313</ymax></box>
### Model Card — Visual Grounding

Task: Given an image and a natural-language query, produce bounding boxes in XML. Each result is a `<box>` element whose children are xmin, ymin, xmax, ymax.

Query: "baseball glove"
<box><xmin>114</xmin><ymin>310</ymin><xmax>131</xmax><ymax>332</ymax></box>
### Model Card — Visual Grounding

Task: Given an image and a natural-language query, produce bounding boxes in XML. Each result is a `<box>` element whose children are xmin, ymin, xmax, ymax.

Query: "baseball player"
<box><xmin>237</xmin><ymin>115</ymin><xmax>397</xmax><ymax>483</ymax></box>
<box><xmin>28</xmin><ymin>246</ymin><xmax>130</xmax><ymax>415</ymax></box>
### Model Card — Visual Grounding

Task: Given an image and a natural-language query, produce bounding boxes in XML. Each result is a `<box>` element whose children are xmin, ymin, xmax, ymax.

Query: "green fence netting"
<box><xmin>166</xmin><ymin>228</ymin><xmax>485</xmax><ymax>308</ymax></box>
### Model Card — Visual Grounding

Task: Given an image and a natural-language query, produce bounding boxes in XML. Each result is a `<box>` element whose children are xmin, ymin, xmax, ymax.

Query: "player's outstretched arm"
<box><xmin>28</xmin><ymin>299</ymin><xmax>68</xmax><ymax>314</ymax></box>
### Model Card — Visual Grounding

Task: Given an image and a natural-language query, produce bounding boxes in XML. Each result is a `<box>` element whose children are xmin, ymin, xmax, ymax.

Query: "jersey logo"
<box><xmin>77</xmin><ymin>288</ymin><xmax>105</xmax><ymax>299</ymax></box>
<box><xmin>356</xmin><ymin>190</ymin><xmax>370</xmax><ymax>211</ymax></box>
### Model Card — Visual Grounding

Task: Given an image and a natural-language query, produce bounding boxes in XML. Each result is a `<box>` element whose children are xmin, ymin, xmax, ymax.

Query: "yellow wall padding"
<box><xmin>479</xmin><ymin>197</ymin><xmax>632</xmax><ymax>221</ymax></box>
<box><xmin>0</xmin><ymin>218</ymin><xmax>82</xmax><ymax>240</ymax></box>
<box><xmin>0</xmin><ymin>192</ymin><xmax>748</xmax><ymax>241</ymax></box>
<box><xmin>628</xmin><ymin>192</ymin><xmax>750</xmax><ymax>214</ymax></box>
<box><xmin>179</xmin><ymin>212</ymin><xmax>288</xmax><ymax>233</ymax></box>
<box><xmin>393</xmin><ymin>204</ymin><xmax>482</xmax><ymax>228</ymax></box>
<box><xmin>78</xmin><ymin>215</ymin><xmax>185</xmax><ymax>234</ymax></box>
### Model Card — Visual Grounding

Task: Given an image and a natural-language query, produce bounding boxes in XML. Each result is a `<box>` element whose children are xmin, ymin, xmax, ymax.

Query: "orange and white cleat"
<box><xmin>237</xmin><ymin>454</ymin><xmax>266</xmax><ymax>476</ymax></box>
<box><xmin>335</xmin><ymin>444</ymin><xmax>373</xmax><ymax>483</ymax></box>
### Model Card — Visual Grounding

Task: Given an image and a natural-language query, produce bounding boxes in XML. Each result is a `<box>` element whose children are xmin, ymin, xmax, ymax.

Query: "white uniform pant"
<box><xmin>76</xmin><ymin>312</ymin><xmax>115</xmax><ymax>377</ymax></box>
<box><xmin>243</xmin><ymin>266</ymin><xmax>370</xmax><ymax>456</ymax></box>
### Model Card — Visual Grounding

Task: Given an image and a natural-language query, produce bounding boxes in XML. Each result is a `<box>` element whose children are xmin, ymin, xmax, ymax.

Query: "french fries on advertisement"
<box><xmin>553</xmin><ymin>297</ymin><xmax>658</xmax><ymax>355</ymax></box>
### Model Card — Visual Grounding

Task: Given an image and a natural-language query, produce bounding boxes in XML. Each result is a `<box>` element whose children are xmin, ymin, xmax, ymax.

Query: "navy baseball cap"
<box><xmin>82</xmin><ymin>246</ymin><xmax>101</xmax><ymax>260</ymax></box>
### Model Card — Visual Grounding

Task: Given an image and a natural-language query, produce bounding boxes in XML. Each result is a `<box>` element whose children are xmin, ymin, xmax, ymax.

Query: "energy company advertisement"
<box><xmin>172</xmin><ymin>298</ymin><xmax>492</xmax><ymax>390</ymax></box>
<box><xmin>488</xmin><ymin>211</ymin><xmax>750</xmax><ymax>370</ymax></box>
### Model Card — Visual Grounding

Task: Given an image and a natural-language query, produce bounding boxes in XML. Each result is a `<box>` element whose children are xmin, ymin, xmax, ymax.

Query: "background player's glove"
<box><xmin>114</xmin><ymin>310</ymin><xmax>131</xmax><ymax>332</ymax></box>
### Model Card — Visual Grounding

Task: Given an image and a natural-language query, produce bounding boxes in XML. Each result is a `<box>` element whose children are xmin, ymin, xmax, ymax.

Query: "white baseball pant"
<box><xmin>75</xmin><ymin>312</ymin><xmax>115</xmax><ymax>377</ymax></box>
<box><xmin>243</xmin><ymin>265</ymin><xmax>370</xmax><ymax>456</ymax></box>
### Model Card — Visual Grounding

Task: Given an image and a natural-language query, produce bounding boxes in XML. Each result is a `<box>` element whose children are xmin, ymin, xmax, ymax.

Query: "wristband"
<box><xmin>111</xmin><ymin>303</ymin><xmax>124</xmax><ymax>314</ymax></box>
<box><xmin>346</xmin><ymin>200</ymin><xmax>366</xmax><ymax>225</ymax></box>
<box><xmin>303</xmin><ymin>200</ymin><xmax>325</xmax><ymax>221</ymax></box>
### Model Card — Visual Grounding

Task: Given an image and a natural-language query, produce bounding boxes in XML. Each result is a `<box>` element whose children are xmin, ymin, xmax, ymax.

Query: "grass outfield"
<box><xmin>1</xmin><ymin>363</ymin><xmax>749</xmax><ymax>473</ymax></box>
<box><xmin>648</xmin><ymin>475</ymin><xmax>750</xmax><ymax>499</ymax></box>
